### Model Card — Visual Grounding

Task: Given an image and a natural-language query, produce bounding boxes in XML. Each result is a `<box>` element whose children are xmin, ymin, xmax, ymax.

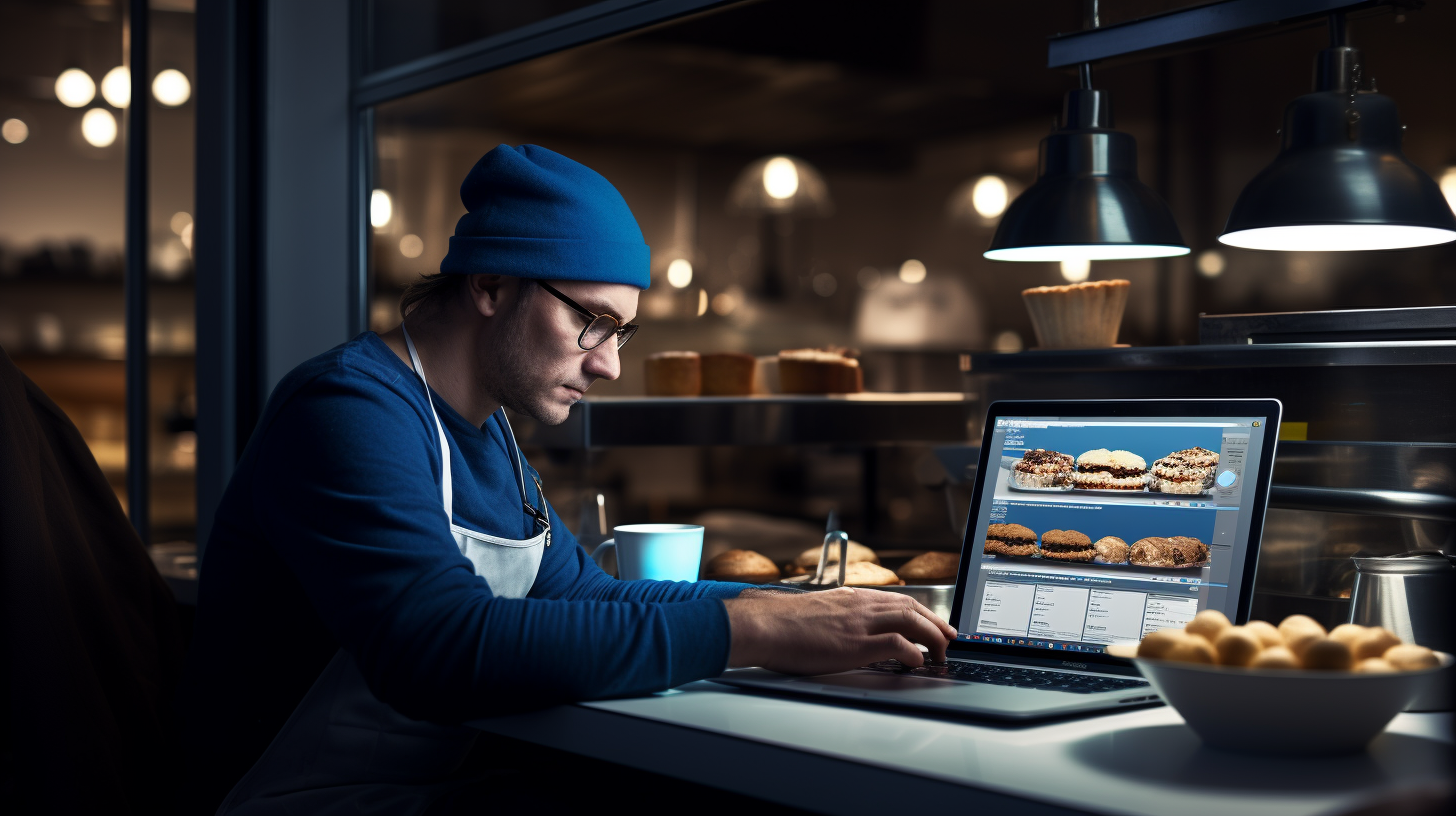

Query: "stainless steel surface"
<box><xmin>869</xmin><ymin>584</ymin><xmax>955</xmax><ymax>623</ymax></box>
<box><xmin>528</xmin><ymin>393</ymin><xmax>977</xmax><ymax>449</ymax></box>
<box><xmin>1350</xmin><ymin>551</ymin><xmax>1456</xmax><ymax>711</ymax></box>
<box><xmin>1268</xmin><ymin>486</ymin><xmax>1456</xmax><ymax>522</ymax></box>
<box><xmin>1199</xmin><ymin>306</ymin><xmax>1456</xmax><ymax>345</ymax></box>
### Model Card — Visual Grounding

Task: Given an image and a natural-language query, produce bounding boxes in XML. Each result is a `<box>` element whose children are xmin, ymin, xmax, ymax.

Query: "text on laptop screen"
<box><xmin>956</xmin><ymin>414</ymin><xmax>1271</xmax><ymax>655</ymax></box>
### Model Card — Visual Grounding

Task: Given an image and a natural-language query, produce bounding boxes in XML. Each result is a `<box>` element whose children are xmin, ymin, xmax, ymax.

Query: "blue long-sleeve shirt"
<box><xmin>178</xmin><ymin>332</ymin><xmax>747</xmax><ymax>812</ymax></box>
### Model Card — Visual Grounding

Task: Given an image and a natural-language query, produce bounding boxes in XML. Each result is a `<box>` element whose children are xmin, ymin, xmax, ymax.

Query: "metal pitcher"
<box><xmin>1350</xmin><ymin>550</ymin><xmax>1455</xmax><ymax>711</ymax></box>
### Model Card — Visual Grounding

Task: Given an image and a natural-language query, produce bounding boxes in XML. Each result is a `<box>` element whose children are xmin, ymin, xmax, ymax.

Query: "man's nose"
<box><xmin>583</xmin><ymin>339</ymin><xmax>621</xmax><ymax>381</ymax></box>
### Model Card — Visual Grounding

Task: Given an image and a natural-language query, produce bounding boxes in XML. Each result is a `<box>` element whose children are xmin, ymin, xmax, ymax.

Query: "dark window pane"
<box><xmin>368</xmin><ymin>0</ymin><xmax>604</xmax><ymax>74</ymax></box>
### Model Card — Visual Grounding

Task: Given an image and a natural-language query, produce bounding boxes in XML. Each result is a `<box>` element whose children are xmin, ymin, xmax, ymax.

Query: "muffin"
<box><xmin>704</xmin><ymin>549</ymin><xmax>781</xmax><ymax>584</ymax></box>
<box><xmin>1072</xmin><ymin>449</ymin><xmax>1149</xmax><ymax>490</ymax></box>
<box><xmin>897</xmin><ymin>551</ymin><xmax>960</xmax><ymax>584</ymax></box>
<box><xmin>699</xmin><ymin>352</ymin><xmax>758</xmax><ymax>396</ymax></box>
<box><xmin>1021</xmin><ymin>278</ymin><xmax>1130</xmax><ymax>349</ymax></box>
<box><xmin>644</xmin><ymin>351</ymin><xmax>701</xmax><ymax>396</ymax></box>
<box><xmin>1150</xmin><ymin>447</ymin><xmax>1219</xmax><ymax>494</ymax></box>
<box><xmin>1040</xmin><ymin>529</ymin><xmax>1095</xmax><ymax>562</ymax></box>
<box><xmin>1092</xmin><ymin>536</ymin><xmax>1130</xmax><ymax>564</ymax></box>
<box><xmin>984</xmin><ymin>523</ymin><xmax>1038</xmax><ymax>557</ymax></box>
<box><xmin>778</xmin><ymin>348</ymin><xmax>863</xmax><ymax>394</ymax></box>
<box><xmin>1012</xmin><ymin>448</ymin><xmax>1074</xmax><ymax>488</ymax></box>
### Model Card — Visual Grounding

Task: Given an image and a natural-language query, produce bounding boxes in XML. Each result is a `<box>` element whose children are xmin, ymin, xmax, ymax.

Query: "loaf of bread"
<box><xmin>644</xmin><ymin>351</ymin><xmax>701</xmax><ymax>396</ymax></box>
<box><xmin>778</xmin><ymin>348</ymin><xmax>863</xmax><ymax>394</ymax></box>
<box><xmin>699</xmin><ymin>352</ymin><xmax>757</xmax><ymax>396</ymax></box>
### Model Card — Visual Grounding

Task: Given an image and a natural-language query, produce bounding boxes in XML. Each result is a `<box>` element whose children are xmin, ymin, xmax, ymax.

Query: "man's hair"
<box><xmin>398</xmin><ymin>273</ymin><xmax>534</xmax><ymax>318</ymax></box>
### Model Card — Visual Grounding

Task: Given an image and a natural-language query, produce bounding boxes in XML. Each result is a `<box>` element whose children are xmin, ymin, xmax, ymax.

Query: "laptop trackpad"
<box><xmin>796</xmin><ymin>673</ymin><xmax>952</xmax><ymax>692</ymax></box>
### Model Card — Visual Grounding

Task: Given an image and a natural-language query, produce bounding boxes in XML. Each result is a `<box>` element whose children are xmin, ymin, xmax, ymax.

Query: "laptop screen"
<box><xmin>953</xmin><ymin>402</ymin><xmax>1277</xmax><ymax>659</ymax></box>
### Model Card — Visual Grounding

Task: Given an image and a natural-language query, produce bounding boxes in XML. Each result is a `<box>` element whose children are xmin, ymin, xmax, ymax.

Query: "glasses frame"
<box><xmin>537</xmin><ymin>281</ymin><xmax>640</xmax><ymax>350</ymax></box>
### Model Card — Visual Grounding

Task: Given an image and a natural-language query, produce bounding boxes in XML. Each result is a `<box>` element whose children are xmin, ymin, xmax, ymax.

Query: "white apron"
<box><xmin>217</xmin><ymin>326</ymin><xmax>549</xmax><ymax>815</ymax></box>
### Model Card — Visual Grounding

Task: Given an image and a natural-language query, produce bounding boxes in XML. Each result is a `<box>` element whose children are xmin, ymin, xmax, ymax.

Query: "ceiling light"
<box><xmin>971</xmin><ymin>175</ymin><xmax>1011</xmax><ymax>219</ymax></box>
<box><xmin>899</xmin><ymin>259</ymin><xmax>927</xmax><ymax>284</ymax></box>
<box><xmin>728</xmin><ymin>155</ymin><xmax>832</xmax><ymax>215</ymax></box>
<box><xmin>2</xmin><ymin>118</ymin><xmax>27</xmax><ymax>144</ymax></box>
<box><xmin>370</xmin><ymin>190</ymin><xmax>392</xmax><ymax>228</ymax></box>
<box><xmin>152</xmin><ymin>69</ymin><xmax>191</xmax><ymax>107</ymax></box>
<box><xmin>1195</xmin><ymin>249</ymin><xmax>1226</xmax><ymax>278</ymax></box>
<box><xmin>1059</xmin><ymin>259</ymin><xmax>1091</xmax><ymax>282</ymax></box>
<box><xmin>80</xmin><ymin>108</ymin><xmax>117</xmax><ymax>147</ymax></box>
<box><xmin>1220</xmin><ymin>15</ymin><xmax>1456</xmax><ymax>252</ymax></box>
<box><xmin>1436</xmin><ymin>167</ymin><xmax>1456</xmax><ymax>216</ymax></box>
<box><xmin>55</xmin><ymin>69</ymin><xmax>96</xmax><ymax>107</ymax></box>
<box><xmin>101</xmin><ymin>66</ymin><xmax>130</xmax><ymax>108</ymax></box>
<box><xmin>170</xmin><ymin>211</ymin><xmax>192</xmax><ymax>235</ymax></box>
<box><xmin>986</xmin><ymin>79</ymin><xmax>1187</xmax><ymax>262</ymax></box>
<box><xmin>399</xmin><ymin>234</ymin><xmax>424</xmax><ymax>258</ymax></box>
<box><xmin>665</xmin><ymin>258</ymin><xmax>693</xmax><ymax>288</ymax></box>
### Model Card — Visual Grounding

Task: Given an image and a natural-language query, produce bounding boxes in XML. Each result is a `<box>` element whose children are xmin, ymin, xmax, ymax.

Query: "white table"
<box><xmin>472</xmin><ymin>680</ymin><xmax>1453</xmax><ymax>816</ymax></box>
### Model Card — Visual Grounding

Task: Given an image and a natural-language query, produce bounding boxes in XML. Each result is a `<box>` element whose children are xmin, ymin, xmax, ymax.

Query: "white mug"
<box><xmin>592</xmin><ymin>523</ymin><xmax>704</xmax><ymax>581</ymax></box>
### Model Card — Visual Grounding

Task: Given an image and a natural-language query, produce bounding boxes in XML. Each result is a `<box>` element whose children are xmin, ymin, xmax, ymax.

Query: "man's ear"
<box><xmin>467</xmin><ymin>274</ymin><xmax>513</xmax><ymax>318</ymax></box>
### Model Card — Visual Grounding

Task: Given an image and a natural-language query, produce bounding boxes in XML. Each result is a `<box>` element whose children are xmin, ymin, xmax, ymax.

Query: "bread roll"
<box><xmin>1250</xmin><ymin>646</ymin><xmax>1300</xmax><ymax>670</ymax></box>
<box><xmin>1244</xmin><ymin>620</ymin><xmax>1284</xmax><ymax>648</ymax></box>
<box><xmin>833</xmin><ymin>560</ymin><xmax>904</xmax><ymax>587</ymax></box>
<box><xmin>1186</xmin><ymin>609</ymin><xmax>1231</xmax><ymax>642</ymax></box>
<box><xmin>1384</xmin><ymin>643</ymin><xmax>1439</xmax><ymax>671</ymax></box>
<box><xmin>794</xmin><ymin>540</ymin><xmax>878</xmax><ymax>568</ymax></box>
<box><xmin>1214</xmin><ymin>626</ymin><xmax>1263</xmax><ymax>667</ymax></box>
<box><xmin>1301</xmin><ymin>637</ymin><xmax>1354</xmax><ymax>671</ymax></box>
<box><xmin>897</xmin><ymin>551</ymin><xmax>959</xmax><ymax>583</ymax></box>
<box><xmin>1352</xmin><ymin>627</ymin><xmax>1402</xmax><ymax>661</ymax></box>
<box><xmin>1286</xmin><ymin>630</ymin><xmax>1323</xmax><ymax>660</ymax></box>
<box><xmin>1328</xmin><ymin>623</ymin><xmax>1367</xmax><ymax>648</ymax></box>
<box><xmin>1137</xmin><ymin>629</ymin><xmax>1187</xmax><ymax>659</ymax></box>
<box><xmin>1277</xmin><ymin>614</ymin><xmax>1325</xmax><ymax>643</ymax></box>
<box><xmin>1163</xmin><ymin>633</ymin><xmax>1217</xmax><ymax>665</ymax></box>
<box><xmin>704</xmin><ymin>549</ymin><xmax>780</xmax><ymax>584</ymax></box>
<box><xmin>1354</xmin><ymin>657</ymin><xmax>1398</xmax><ymax>674</ymax></box>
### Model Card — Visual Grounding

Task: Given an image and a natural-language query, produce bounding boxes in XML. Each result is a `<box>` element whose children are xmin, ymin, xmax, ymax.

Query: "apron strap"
<box><xmin>401</xmin><ymin>324</ymin><xmax>454</xmax><ymax>522</ymax></box>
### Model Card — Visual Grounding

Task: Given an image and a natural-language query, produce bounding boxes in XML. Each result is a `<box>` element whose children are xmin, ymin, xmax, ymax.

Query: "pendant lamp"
<box><xmin>1220</xmin><ymin>16</ymin><xmax>1456</xmax><ymax>252</ymax></box>
<box><xmin>985</xmin><ymin>83</ymin><xmax>1188</xmax><ymax>262</ymax></box>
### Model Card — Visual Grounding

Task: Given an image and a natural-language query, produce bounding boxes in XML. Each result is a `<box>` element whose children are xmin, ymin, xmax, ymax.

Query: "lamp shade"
<box><xmin>728</xmin><ymin>154</ymin><xmax>833</xmax><ymax>216</ymax></box>
<box><xmin>985</xmin><ymin>90</ymin><xmax>1187</xmax><ymax>262</ymax></box>
<box><xmin>1220</xmin><ymin>47</ymin><xmax>1456</xmax><ymax>251</ymax></box>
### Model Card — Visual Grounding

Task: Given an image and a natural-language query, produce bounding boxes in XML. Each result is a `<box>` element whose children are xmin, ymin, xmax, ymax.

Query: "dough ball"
<box><xmin>1251</xmin><ymin>646</ymin><xmax>1300</xmax><ymax>670</ymax></box>
<box><xmin>1137</xmin><ymin>629</ymin><xmax>1187</xmax><ymax>659</ymax></box>
<box><xmin>1352</xmin><ymin>627</ymin><xmax>1402</xmax><ymax>661</ymax></box>
<box><xmin>1328</xmin><ymin>623</ymin><xmax>1366</xmax><ymax>648</ymax></box>
<box><xmin>1278</xmin><ymin>614</ymin><xmax>1326</xmax><ymax>643</ymax></box>
<box><xmin>1244</xmin><ymin>620</ymin><xmax>1284</xmax><ymax>648</ymax></box>
<box><xmin>1186</xmin><ymin>609</ymin><xmax>1231</xmax><ymax>642</ymax></box>
<box><xmin>1286</xmin><ymin>629</ymin><xmax>1324</xmax><ymax>660</ymax></box>
<box><xmin>1354</xmin><ymin>658</ymin><xmax>1398</xmax><ymax>674</ymax></box>
<box><xmin>1384</xmin><ymin>644</ymin><xmax>1440</xmax><ymax>671</ymax></box>
<box><xmin>1163</xmin><ymin>633</ymin><xmax>1217</xmax><ymax>665</ymax></box>
<box><xmin>1301</xmin><ymin>637</ymin><xmax>1354</xmax><ymax>671</ymax></box>
<box><xmin>1213</xmin><ymin>626</ymin><xmax>1263</xmax><ymax>667</ymax></box>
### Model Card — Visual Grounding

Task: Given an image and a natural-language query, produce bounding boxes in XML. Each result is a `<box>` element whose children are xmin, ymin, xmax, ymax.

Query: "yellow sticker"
<box><xmin>1279</xmin><ymin>422</ymin><xmax>1308</xmax><ymax>441</ymax></box>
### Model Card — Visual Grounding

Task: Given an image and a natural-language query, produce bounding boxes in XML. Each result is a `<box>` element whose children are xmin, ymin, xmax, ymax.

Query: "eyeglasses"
<box><xmin>537</xmin><ymin>281</ymin><xmax>640</xmax><ymax>350</ymax></box>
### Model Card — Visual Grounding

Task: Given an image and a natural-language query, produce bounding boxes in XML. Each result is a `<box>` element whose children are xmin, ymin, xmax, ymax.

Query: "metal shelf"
<box><xmin>528</xmin><ymin>393</ymin><xmax>977</xmax><ymax>449</ymax></box>
<box><xmin>963</xmin><ymin>342</ymin><xmax>1456</xmax><ymax>373</ymax></box>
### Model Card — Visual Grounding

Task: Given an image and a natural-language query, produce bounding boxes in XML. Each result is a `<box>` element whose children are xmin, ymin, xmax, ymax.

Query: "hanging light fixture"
<box><xmin>728</xmin><ymin>154</ymin><xmax>832</xmax><ymax>216</ymax></box>
<box><xmin>1220</xmin><ymin>13</ymin><xmax>1456</xmax><ymax>252</ymax></box>
<box><xmin>985</xmin><ymin>2</ymin><xmax>1186</xmax><ymax>264</ymax></box>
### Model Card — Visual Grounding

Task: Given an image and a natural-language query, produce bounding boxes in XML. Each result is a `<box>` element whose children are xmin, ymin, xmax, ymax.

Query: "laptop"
<box><xmin>715</xmin><ymin>398</ymin><xmax>1282</xmax><ymax>721</ymax></box>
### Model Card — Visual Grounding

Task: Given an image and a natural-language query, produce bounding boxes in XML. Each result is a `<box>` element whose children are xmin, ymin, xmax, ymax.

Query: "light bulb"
<box><xmin>898</xmin><ymin>259</ymin><xmax>927</xmax><ymax>284</ymax></box>
<box><xmin>1059</xmin><ymin>259</ymin><xmax>1091</xmax><ymax>282</ymax></box>
<box><xmin>984</xmin><ymin>244</ymin><xmax>1189</xmax><ymax>262</ymax></box>
<box><xmin>1219</xmin><ymin>225</ymin><xmax>1456</xmax><ymax>252</ymax></box>
<box><xmin>665</xmin><ymin>258</ymin><xmax>693</xmax><ymax>288</ymax></box>
<box><xmin>81</xmin><ymin>108</ymin><xmax>117</xmax><ymax>147</ymax></box>
<box><xmin>55</xmin><ymin>69</ymin><xmax>96</xmax><ymax>108</ymax></box>
<box><xmin>1195</xmin><ymin>249</ymin><xmax>1226</xmax><ymax>278</ymax></box>
<box><xmin>152</xmin><ymin>69</ymin><xmax>191</xmax><ymax>106</ymax></box>
<box><xmin>370</xmin><ymin>190</ymin><xmax>392</xmax><ymax>228</ymax></box>
<box><xmin>763</xmin><ymin>157</ymin><xmax>799</xmax><ymax>200</ymax></box>
<box><xmin>971</xmin><ymin>175</ymin><xmax>1010</xmax><ymax>219</ymax></box>
<box><xmin>1440</xmin><ymin>167</ymin><xmax>1456</xmax><ymax>215</ymax></box>
<box><xmin>2</xmin><ymin>118</ymin><xmax>27</xmax><ymax>144</ymax></box>
<box><xmin>101</xmin><ymin>66</ymin><xmax>130</xmax><ymax>108</ymax></box>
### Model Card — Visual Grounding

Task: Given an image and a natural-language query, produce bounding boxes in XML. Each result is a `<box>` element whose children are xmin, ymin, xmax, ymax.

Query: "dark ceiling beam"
<box><xmin>1046</xmin><ymin>0</ymin><xmax>1407</xmax><ymax>69</ymax></box>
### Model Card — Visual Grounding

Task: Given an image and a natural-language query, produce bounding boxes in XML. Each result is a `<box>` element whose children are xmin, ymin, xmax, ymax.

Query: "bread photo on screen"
<box><xmin>984</xmin><ymin>523</ymin><xmax>1038</xmax><ymax>557</ymax></box>
<box><xmin>1072</xmin><ymin>449</ymin><xmax>1149</xmax><ymax>490</ymax></box>
<box><xmin>1012</xmin><ymin>448</ymin><xmax>1074</xmax><ymax>488</ymax></box>
<box><xmin>1039</xmin><ymin>529</ymin><xmax>1095</xmax><ymax>562</ymax></box>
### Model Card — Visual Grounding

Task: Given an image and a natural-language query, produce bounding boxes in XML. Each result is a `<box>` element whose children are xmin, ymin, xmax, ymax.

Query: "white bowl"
<box><xmin>1133</xmin><ymin>652</ymin><xmax>1452</xmax><ymax>755</ymax></box>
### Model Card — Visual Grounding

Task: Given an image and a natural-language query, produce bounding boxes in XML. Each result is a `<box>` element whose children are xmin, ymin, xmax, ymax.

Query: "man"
<box><xmin>179</xmin><ymin>145</ymin><xmax>953</xmax><ymax>814</ymax></box>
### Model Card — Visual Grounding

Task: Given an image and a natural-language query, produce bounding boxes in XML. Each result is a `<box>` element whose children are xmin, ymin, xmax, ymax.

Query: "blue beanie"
<box><xmin>440</xmin><ymin>144</ymin><xmax>651</xmax><ymax>289</ymax></box>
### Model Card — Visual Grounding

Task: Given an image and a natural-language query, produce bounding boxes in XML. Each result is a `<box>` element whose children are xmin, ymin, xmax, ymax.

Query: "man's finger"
<box><xmin>896</xmin><ymin>594</ymin><xmax>958</xmax><ymax>641</ymax></box>
<box><xmin>870</xmin><ymin>607</ymin><xmax>951</xmax><ymax>657</ymax></box>
<box><xmin>867</xmin><ymin>632</ymin><xmax>923</xmax><ymax>667</ymax></box>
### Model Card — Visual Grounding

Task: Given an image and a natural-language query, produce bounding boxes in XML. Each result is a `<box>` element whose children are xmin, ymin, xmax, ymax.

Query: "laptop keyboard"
<box><xmin>862</xmin><ymin>660</ymin><xmax>1152</xmax><ymax>695</ymax></box>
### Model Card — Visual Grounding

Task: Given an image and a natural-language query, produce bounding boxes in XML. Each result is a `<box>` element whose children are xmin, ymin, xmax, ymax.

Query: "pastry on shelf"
<box><xmin>644</xmin><ymin>351</ymin><xmax>701</xmax><ymax>396</ymax></box>
<box><xmin>777</xmin><ymin>347</ymin><xmax>863</xmax><ymax>394</ymax></box>
<box><xmin>699</xmin><ymin>352</ymin><xmax>757</xmax><ymax>396</ymax></box>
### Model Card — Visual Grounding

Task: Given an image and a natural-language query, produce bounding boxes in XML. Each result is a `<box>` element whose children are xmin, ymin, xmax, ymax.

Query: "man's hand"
<box><xmin>723</xmin><ymin>587</ymin><xmax>957</xmax><ymax>675</ymax></box>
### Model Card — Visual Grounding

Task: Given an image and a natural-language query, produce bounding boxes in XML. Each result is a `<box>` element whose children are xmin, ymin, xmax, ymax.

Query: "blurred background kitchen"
<box><xmin>2</xmin><ymin>0</ymin><xmax>1453</xmax><ymax>618</ymax></box>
